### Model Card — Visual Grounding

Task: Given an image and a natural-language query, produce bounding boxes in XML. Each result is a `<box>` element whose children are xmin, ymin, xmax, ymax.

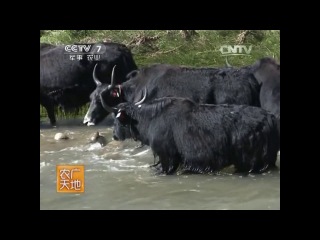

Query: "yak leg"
<box><xmin>44</xmin><ymin>104</ymin><xmax>56</xmax><ymax>127</ymax></box>
<box><xmin>158</xmin><ymin>154</ymin><xmax>180</xmax><ymax>175</ymax></box>
<box><xmin>40</xmin><ymin>94</ymin><xmax>56</xmax><ymax>127</ymax></box>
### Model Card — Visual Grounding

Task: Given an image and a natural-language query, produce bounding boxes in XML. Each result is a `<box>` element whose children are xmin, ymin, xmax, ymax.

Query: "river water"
<box><xmin>40</xmin><ymin>117</ymin><xmax>280</xmax><ymax>210</ymax></box>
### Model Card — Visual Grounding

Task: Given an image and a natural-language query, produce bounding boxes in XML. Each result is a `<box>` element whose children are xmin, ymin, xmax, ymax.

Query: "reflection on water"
<box><xmin>40</xmin><ymin>117</ymin><xmax>280</xmax><ymax>210</ymax></box>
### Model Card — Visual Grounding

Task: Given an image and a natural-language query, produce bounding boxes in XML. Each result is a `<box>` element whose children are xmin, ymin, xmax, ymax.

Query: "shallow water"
<box><xmin>40</xmin><ymin>117</ymin><xmax>280</xmax><ymax>210</ymax></box>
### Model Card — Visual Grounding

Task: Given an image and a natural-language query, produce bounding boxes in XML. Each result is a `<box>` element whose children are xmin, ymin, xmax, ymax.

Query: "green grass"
<box><xmin>40</xmin><ymin>30</ymin><xmax>280</xmax><ymax>120</ymax></box>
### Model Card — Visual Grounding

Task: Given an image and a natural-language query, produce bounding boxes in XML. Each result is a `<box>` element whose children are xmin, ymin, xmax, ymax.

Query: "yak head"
<box><xmin>112</xmin><ymin>89</ymin><xmax>147</xmax><ymax>141</ymax></box>
<box><xmin>83</xmin><ymin>64</ymin><xmax>124</xmax><ymax>126</ymax></box>
<box><xmin>253</xmin><ymin>57</ymin><xmax>280</xmax><ymax>85</ymax></box>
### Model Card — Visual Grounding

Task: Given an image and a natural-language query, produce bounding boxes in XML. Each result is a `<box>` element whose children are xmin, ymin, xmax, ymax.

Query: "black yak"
<box><xmin>84</xmin><ymin>62</ymin><xmax>261</xmax><ymax>126</ymax></box>
<box><xmin>40</xmin><ymin>42</ymin><xmax>137</xmax><ymax>126</ymax></box>
<box><xmin>113</xmin><ymin>93</ymin><xmax>280</xmax><ymax>175</ymax></box>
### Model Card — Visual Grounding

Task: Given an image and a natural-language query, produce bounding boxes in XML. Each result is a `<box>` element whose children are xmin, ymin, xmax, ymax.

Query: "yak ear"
<box><xmin>110</xmin><ymin>88</ymin><xmax>121</xmax><ymax>97</ymax></box>
<box><xmin>126</xmin><ymin>70</ymin><xmax>139</xmax><ymax>80</ymax></box>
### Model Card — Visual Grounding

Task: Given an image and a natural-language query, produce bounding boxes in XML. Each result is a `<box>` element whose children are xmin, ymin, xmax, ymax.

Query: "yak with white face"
<box><xmin>84</xmin><ymin>62</ymin><xmax>262</xmax><ymax>126</ymax></box>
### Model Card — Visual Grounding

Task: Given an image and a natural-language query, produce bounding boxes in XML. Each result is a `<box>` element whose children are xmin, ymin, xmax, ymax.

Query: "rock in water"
<box><xmin>89</xmin><ymin>132</ymin><xmax>107</xmax><ymax>146</ymax></box>
<box><xmin>54</xmin><ymin>132</ymin><xmax>69</xmax><ymax>140</ymax></box>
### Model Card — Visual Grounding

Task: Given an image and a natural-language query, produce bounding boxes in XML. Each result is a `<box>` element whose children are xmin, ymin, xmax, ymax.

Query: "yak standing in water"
<box><xmin>40</xmin><ymin>42</ymin><xmax>137</xmax><ymax>126</ymax></box>
<box><xmin>112</xmin><ymin>93</ymin><xmax>280</xmax><ymax>175</ymax></box>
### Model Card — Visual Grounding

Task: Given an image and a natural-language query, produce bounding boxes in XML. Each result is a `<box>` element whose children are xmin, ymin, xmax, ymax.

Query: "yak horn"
<box><xmin>93</xmin><ymin>64</ymin><xmax>102</xmax><ymax>86</ymax></box>
<box><xmin>110</xmin><ymin>65</ymin><xmax>116</xmax><ymax>86</ymax></box>
<box><xmin>100</xmin><ymin>94</ymin><xmax>117</xmax><ymax>113</ymax></box>
<box><xmin>135</xmin><ymin>88</ymin><xmax>147</xmax><ymax>106</ymax></box>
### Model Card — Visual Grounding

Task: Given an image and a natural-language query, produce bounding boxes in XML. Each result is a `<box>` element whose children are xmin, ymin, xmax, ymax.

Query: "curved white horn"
<box><xmin>110</xmin><ymin>65</ymin><xmax>116</xmax><ymax>86</ymax></box>
<box><xmin>93</xmin><ymin>64</ymin><xmax>102</xmax><ymax>86</ymax></box>
<box><xmin>134</xmin><ymin>88</ymin><xmax>147</xmax><ymax>106</ymax></box>
<box><xmin>99</xmin><ymin>94</ymin><xmax>117</xmax><ymax>113</ymax></box>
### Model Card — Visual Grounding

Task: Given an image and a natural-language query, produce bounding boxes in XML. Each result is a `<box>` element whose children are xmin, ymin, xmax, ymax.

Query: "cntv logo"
<box><xmin>220</xmin><ymin>45</ymin><xmax>252</xmax><ymax>56</ymax></box>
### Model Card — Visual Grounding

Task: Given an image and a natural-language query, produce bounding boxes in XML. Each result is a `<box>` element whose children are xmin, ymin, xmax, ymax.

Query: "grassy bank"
<box><xmin>40</xmin><ymin>30</ymin><xmax>280</xmax><ymax>120</ymax></box>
